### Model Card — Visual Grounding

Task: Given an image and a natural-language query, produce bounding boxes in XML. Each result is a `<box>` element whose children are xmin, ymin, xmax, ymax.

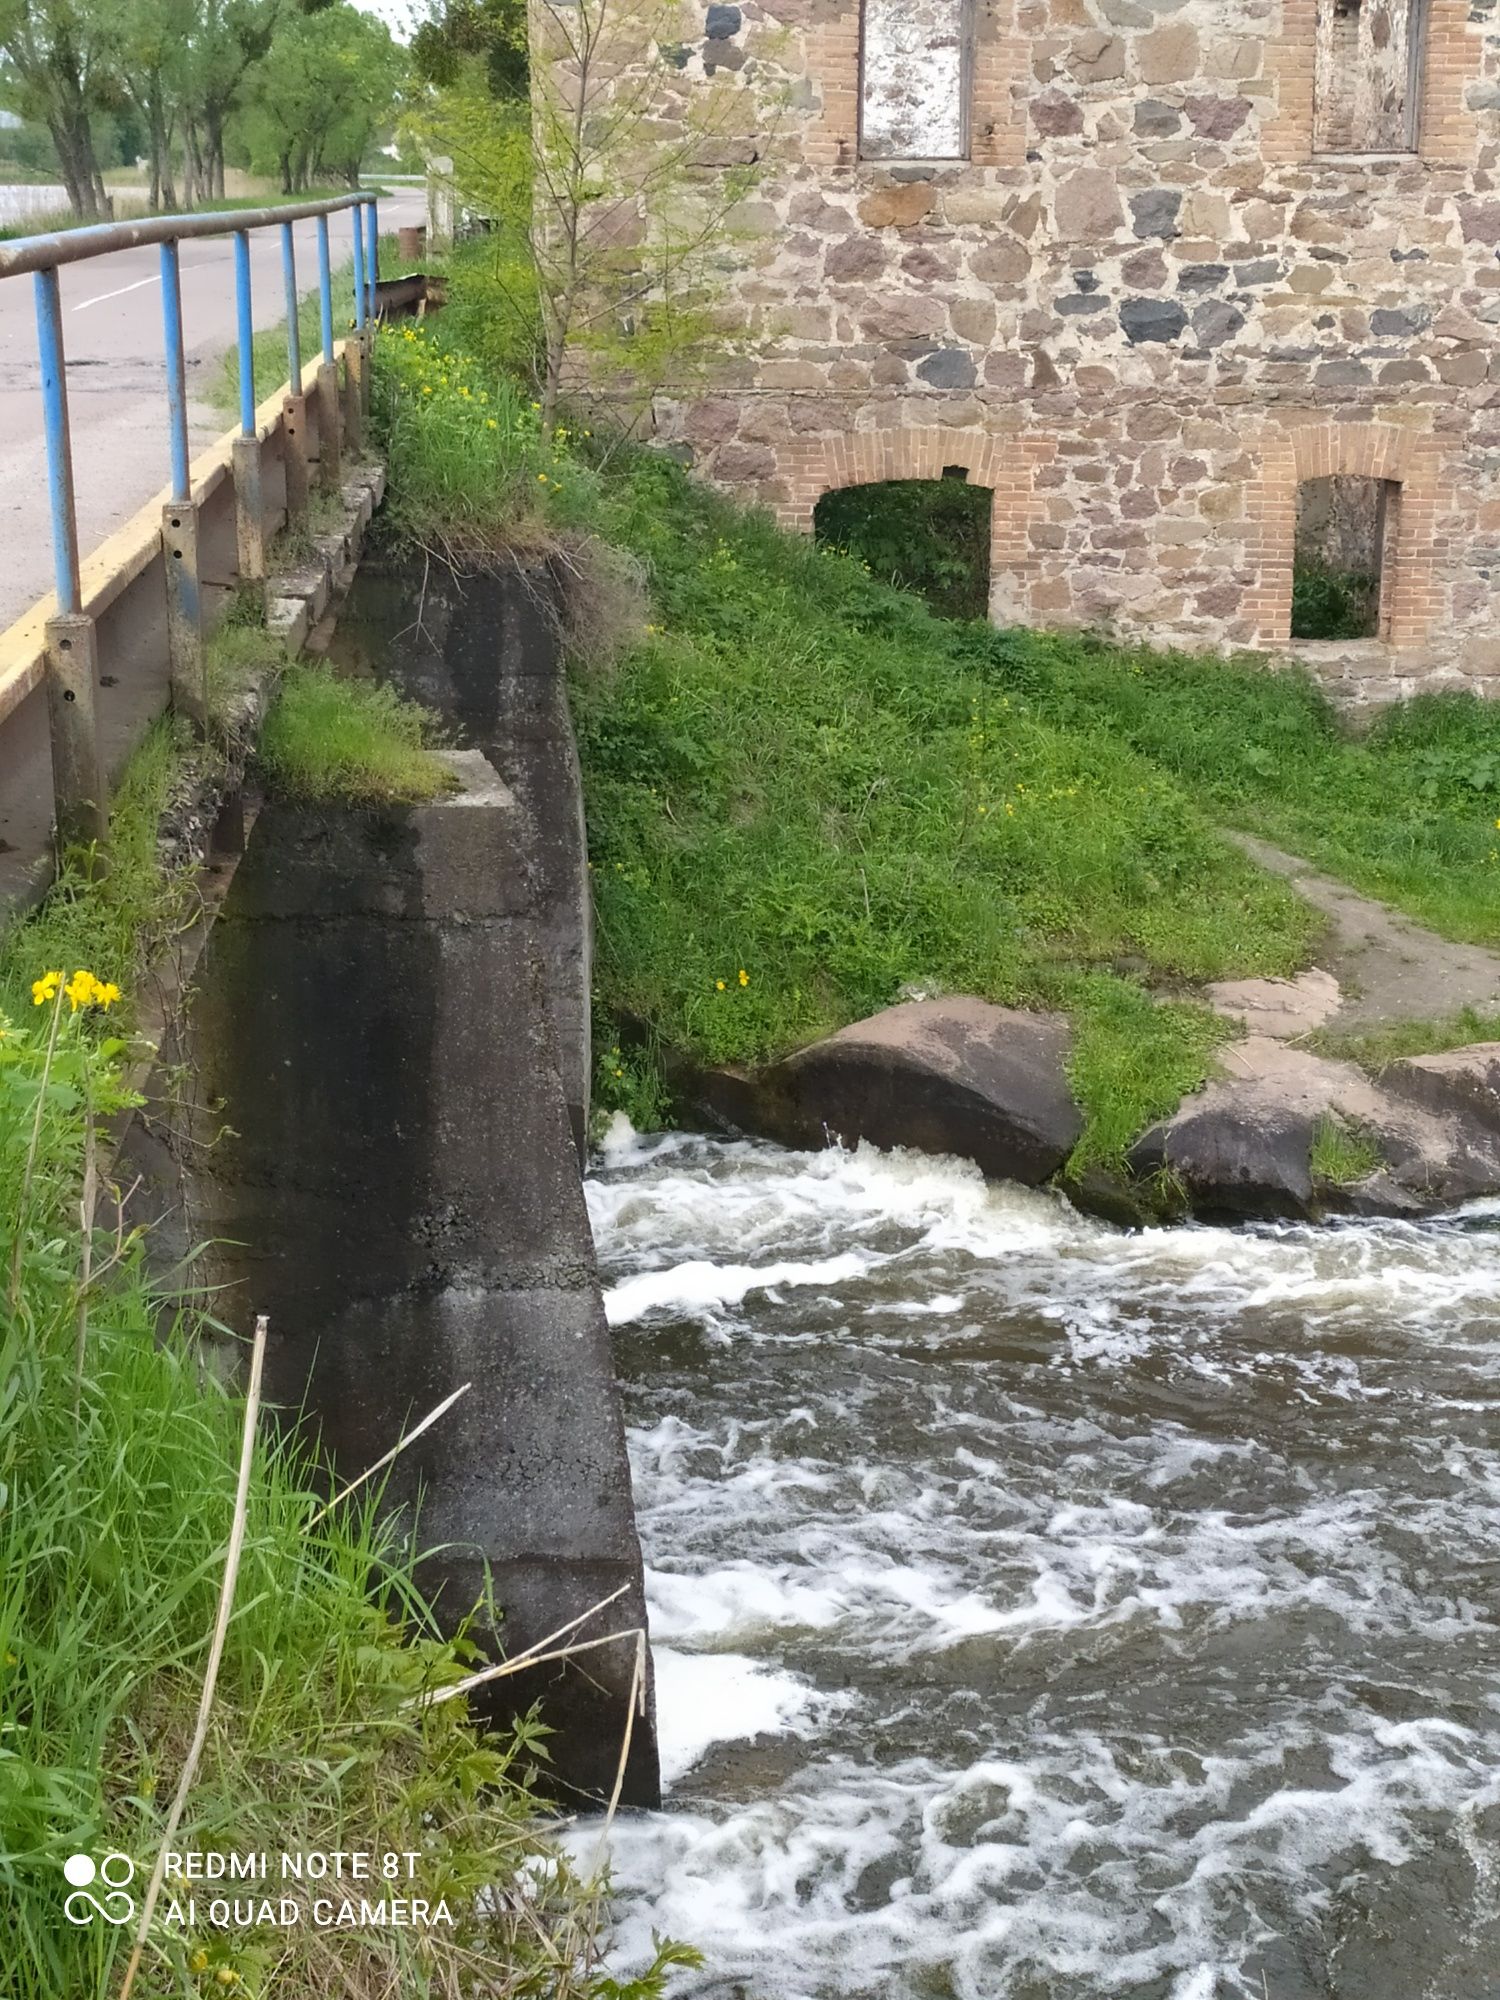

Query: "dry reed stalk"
<box><xmin>117</xmin><ymin>1312</ymin><xmax>269</xmax><ymax>2000</ymax></box>
<box><xmin>303</xmin><ymin>1380</ymin><xmax>473</xmax><ymax>1530</ymax></box>
<box><xmin>409</xmin><ymin>1582</ymin><xmax>631</xmax><ymax>1711</ymax></box>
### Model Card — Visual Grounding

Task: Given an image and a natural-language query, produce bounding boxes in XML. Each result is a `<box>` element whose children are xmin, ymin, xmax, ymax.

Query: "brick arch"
<box><xmin>1245</xmin><ymin>420</ymin><xmax>1449</xmax><ymax>650</ymax></box>
<box><xmin>776</xmin><ymin>427</ymin><xmax>1057</xmax><ymax>625</ymax></box>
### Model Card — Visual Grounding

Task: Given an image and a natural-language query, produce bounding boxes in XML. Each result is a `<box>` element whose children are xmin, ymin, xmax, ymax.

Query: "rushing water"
<box><xmin>577</xmin><ymin>1122</ymin><xmax>1500</xmax><ymax>2000</ymax></box>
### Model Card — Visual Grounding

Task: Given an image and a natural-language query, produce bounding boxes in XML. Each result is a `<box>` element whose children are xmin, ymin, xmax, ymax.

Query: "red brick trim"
<box><xmin>1245</xmin><ymin>419</ymin><xmax>1449</xmax><ymax>650</ymax></box>
<box><xmin>774</xmin><ymin>425</ymin><xmax>1056</xmax><ymax>622</ymax></box>
<box><xmin>1265</xmin><ymin>0</ymin><xmax>1480</xmax><ymax>166</ymax></box>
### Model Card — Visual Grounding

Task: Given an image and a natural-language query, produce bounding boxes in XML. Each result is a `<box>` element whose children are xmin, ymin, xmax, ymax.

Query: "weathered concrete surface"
<box><xmin>1226</xmin><ymin>833</ymin><xmax>1500</xmax><ymax>1029</ymax></box>
<box><xmin>1206</xmin><ymin>967</ymin><xmax>1344</xmax><ymax>1040</ymax></box>
<box><xmin>127</xmin><ymin>750</ymin><xmax>658</xmax><ymax>1807</ymax></box>
<box><xmin>681</xmin><ymin>997</ymin><xmax>1083</xmax><ymax>1185</ymax></box>
<box><xmin>328</xmin><ymin>560</ymin><xmax>592</xmax><ymax>1154</ymax></box>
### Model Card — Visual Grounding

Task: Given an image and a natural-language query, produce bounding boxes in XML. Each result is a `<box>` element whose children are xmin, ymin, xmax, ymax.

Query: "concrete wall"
<box><xmin>571</xmin><ymin>0</ymin><xmax>1500</xmax><ymax>703</ymax></box>
<box><xmin>126</xmin><ymin>576</ymin><xmax>657</xmax><ymax>1806</ymax></box>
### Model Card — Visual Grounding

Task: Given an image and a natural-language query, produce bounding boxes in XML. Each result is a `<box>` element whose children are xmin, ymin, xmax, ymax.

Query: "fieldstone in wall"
<box><xmin>1121</xmin><ymin>297</ymin><xmax>1188</xmax><ymax>343</ymax></box>
<box><xmin>1055</xmin><ymin>168</ymin><xmax>1125</xmax><ymax>240</ymax></box>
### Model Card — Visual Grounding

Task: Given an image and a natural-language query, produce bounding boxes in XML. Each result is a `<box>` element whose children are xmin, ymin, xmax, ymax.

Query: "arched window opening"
<box><xmin>1291</xmin><ymin>475</ymin><xmax>1399</xmax><ymax>641</ymax></box>
<box><xmin>1314</xmin><ymin>0</ymin><xmax>1427</xmax><ymax>154</ymax></box>
<box><xmin>815</xmin><ymin>478</ymin><xmax>992</xmax><ymax>621</ymax></box>
<box><xmin>859</xmin><ymin>0</ymin><xmax>973</xmax><ymax>161</ymax></box>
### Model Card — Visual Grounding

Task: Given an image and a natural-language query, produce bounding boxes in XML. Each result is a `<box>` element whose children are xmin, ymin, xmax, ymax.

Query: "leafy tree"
<box><xmin>0</xmin><ymin>0</ymin><xmax>118</xmax><ymax>217</ymax></box>
<box><xmin>116</xmin><ymin>0</ymin><xmax>195</xmax><ymax>207</ymax></box>
<box><xmin>239</xmin><ymin>4</ymin><xmax>401</xmax><ymax>191</ymax></box>
<box><xmin>414</xmin><ymin>0</ymin><xmax>774</xmax><ymax>434</ymax></box>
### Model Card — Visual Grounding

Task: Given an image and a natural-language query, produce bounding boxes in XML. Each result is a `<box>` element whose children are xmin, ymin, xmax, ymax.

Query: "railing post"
<box><xmin>159</xmin><ymin>239</ymin><xmax>207</xmax><ymax>729</ymax></box>
<box><xmin>279</xmin><ymin>220</ymin><xmax>309</xmax><ymax>530</ymax></box>
<box><xmin>230</xmin><ymin>227</ymin><xmax>266</xmax><ymax>587</ymax></box>
<box><xmin>315</xmin><ymin>213</ymin><xmax>342</xmax><ymax>494</ymax></box>
<box><xmin>345</xmin><ymin>207</ymin><xmax>366</xmax><ymax>454</ymax></box>
<box><xmin>35</xmin><ymin>266</ymin><xmax>107</xmax><ymax>851</ymax></box>
<box><xmin>363</xmin><ymin>196</ymin><xmax>378</xmax><ymax>415</ymax></box>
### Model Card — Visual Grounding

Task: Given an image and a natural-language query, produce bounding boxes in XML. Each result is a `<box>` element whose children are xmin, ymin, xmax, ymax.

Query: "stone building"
<box><xmin>618</xmin><ymin>0</ymin><xmax>1500</xmax><ymax>701</ymax></box>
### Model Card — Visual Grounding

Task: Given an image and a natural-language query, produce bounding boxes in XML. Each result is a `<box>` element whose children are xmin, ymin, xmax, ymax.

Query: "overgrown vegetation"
<box><xmin>370</xmin><ymin>309</ymin><xmax>1500</xmax><ymax>1168</ymax></box>
<box><xmin>1309</xmin><ymin>1114</ymin><xmax>1383</xmax><ymax>1185</ymax></box>
<box><xmin>0</xmin><ymin>730</ymin><xmax>691</xmax><ymax>2000</ymax></box>
<box><xmin>815</xmin><ymin>478</ymin><xmax>993</xmax><ymax>623</ymax></box>
<box><xmin>1290</xmin><ymin>560</ymin><xmax>1379</xmax><ymax>641</ymax></box>
<box><xmin>259</xmin><ymin>662</ymin><xmax>454</xmax><ymax>804</ymax></box>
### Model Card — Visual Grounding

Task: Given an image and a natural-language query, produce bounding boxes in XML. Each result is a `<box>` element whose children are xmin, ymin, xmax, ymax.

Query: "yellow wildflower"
<box><xmin>715</xmin><ymin>979</ymin><xmax>726</xmax><ymax>992</ymax></box>
<box><xmin>538</xmin><ymin>474</ymin><xmax>549</xmax><ymax>484</ymax></box>
<box><xmin>738</xmin><ymin>969</ymin><xmax>749</xmax><ymax>987</ymax></box>
<box><xmin>487</xmin><ymin>419</ymin><xmax>497</xmax><ymax>430</ymax></box>
<box><xmin>422</xmin><ymin>384</ymin><xmax>432</xmax><ymax>395</ymax></box>
<box><xmin>95</xmin><ymin>981</ymin><xmax>121</xmax><ymax>1010</ymax></box>
<box><xmin>31</xmin><ymin>970</ymin><xmax>61</xmax><ymax>1007</ymax></box>
<box><xmin>190</xmin><ymin>1949</ymin><xmax>209</xmax><ymax>1974</ymax></box>
<box><xmin>65</xmin><ymin>970</ymin><xmax>98</xmax><ymax>1011</ymax></box>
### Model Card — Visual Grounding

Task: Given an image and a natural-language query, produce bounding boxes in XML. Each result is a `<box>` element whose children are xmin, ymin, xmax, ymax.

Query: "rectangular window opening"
<box><xmin>1313</xmin><ymin>0</ymin><xmax>1428</xmax><ymax>155</ymax></box>
<box><xmin>859</xmin><ymin>0</ymin><xmax>973</xmax><ymax>161</ymax></box>
<box><xmin>1291</xmin><ymin>475</ymin><xmax>1401</xmax><ymax>643</ymax></box>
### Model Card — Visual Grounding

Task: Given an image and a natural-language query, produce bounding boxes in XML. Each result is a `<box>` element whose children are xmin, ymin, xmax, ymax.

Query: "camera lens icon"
<box><xmin>63</xmin><ymin>1851</ymin><xmax>136</xmax><ymax>1925</ymax></box>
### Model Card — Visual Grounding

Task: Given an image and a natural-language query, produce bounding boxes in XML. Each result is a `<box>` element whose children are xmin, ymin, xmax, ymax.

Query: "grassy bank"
<box><xmin>0</xmin><ymin>639</ymin><xmax>686</xmax><ymax>2000</ymax></box>
<box><xmin>369</xmin><ymin>316</ymin><xmax>1500</xmax><ymax>1169</ymax></box>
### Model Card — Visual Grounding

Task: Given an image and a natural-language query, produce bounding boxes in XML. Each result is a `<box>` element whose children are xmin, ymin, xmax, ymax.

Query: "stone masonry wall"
<box><xmin>600</xmin><ymin>0</ymin><xmax>1500</xmax><ymax>701</ymax></box>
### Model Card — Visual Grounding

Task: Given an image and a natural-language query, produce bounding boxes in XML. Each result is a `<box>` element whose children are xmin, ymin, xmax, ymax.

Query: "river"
<box><xmin>578</xmin><ymin>1121</ymin><xmax>1500</xmax><ymax>1999</ymax></box>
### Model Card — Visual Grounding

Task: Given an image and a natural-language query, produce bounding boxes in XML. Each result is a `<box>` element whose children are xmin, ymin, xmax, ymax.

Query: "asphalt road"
<box><xmin>0</xmin><ymin>190</ymin><xmax>425</xmax><ymax>633</ymax></box>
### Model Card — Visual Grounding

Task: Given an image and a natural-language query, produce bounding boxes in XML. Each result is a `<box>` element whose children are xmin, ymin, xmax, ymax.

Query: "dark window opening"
<box><xmin>1314</xmin><ymin>0</ymin><xmax>1427</xmax><ymax>153</ymax></box>
<box><xmin>815</xmin><ymin>478</ymin><xmax>992</xmax><ymax>621</ymax></box>
<box><xmin>1291</xmin><ymin>475</ymin><xmax>1398</xmax><ymax>641</ymax></box>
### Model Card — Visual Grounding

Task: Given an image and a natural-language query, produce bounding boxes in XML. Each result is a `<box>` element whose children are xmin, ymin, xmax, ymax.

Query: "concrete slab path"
<box><xmin>1217</xmin><ymin>830</ymin><xmax>1500</xmax><ymax>1032</ymax></box>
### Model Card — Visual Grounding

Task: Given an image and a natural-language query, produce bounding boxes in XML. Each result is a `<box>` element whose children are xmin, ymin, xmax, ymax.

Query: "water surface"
<box><xmin>581</xmin><ymin>1125</ymin><xmax>1500</xmax><ymax>1999</ymax></box>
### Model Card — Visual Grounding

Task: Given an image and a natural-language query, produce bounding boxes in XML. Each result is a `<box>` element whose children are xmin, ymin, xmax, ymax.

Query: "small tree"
<box><xmin>416</xmin><ymin>0</ymin><xmax>773</xmax><ymax>435</ymax></box>
<box><xmin>0</xmin><ymin>0</ymin><xmax>118</xmax><ymax>218</ymax></box>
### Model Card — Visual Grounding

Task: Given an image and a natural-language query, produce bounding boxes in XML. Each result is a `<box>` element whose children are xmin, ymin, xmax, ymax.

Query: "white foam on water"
<box><xmin>584</xmin><ymin>1127</ymin><xmax>1500</xmax><ymax>1996</ymax></box>
<box><xmin>652</xmin><ymin>1648</ymin><xmax>833</xmax><ymax>1786</ymax></box>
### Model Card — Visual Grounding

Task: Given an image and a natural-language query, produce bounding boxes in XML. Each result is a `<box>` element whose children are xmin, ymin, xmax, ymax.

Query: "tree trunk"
<box><xmin>48</xmin><ymin>115</ymin><xmax>103</xmax><ymax>220</ymax></box>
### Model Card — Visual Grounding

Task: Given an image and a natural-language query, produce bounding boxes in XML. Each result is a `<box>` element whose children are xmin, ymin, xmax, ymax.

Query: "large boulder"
<box><xmin>682</xmin><ymin>999</ymin><xmax>1083</xmax><ymax>1186</ymax></box>
<box><xmin>1130</xmin><ymin>1036</ymin><xmax>1500</xmax><ymax>1220</ymax></box>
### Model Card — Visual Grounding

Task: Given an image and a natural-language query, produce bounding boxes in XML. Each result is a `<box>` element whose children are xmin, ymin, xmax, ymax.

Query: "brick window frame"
<box><xmin>805</xmin><ymin>0</ymin><xmax>1024</xmax><ymax>171</ymax></box>
<box><xmin>1265</xmin><ymin>0</ymin><xmax>1480</xmax><ymax>166</ymax></box>
<box><xmin>774</xmin><ymin>425</ymin><xmax>1056</xmax><ymax>621</ymax></box>
<box><xmin>1245</xmin><ymin>420</ymin><xmax>1448</xmax><ymax>649</ymax></box>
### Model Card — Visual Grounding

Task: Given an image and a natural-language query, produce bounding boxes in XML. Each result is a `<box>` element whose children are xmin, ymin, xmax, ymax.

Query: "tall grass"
<box><xmin>0</xmin><ymin>723</ymin><xmax>694</xmax><ymax>2000</ymax></box>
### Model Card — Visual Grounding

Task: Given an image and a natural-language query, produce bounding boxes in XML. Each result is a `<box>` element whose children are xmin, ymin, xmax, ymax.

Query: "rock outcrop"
<box><xmin>681</xmin><ymin>997</ymin><xmax>1083</xmax><ymax>1187</ymax></box>
<box><xmin>677</xmin><ymin>1000</ymin><xmax>1500</xmax><ymax>1226</ymax></box>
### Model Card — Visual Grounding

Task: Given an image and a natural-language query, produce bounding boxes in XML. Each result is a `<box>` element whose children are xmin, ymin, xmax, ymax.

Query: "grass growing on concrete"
<box><xmin>259</xmin><ymin>662</ymin><xmax>454</xmax><ymax>803</ymax></box>
<box><xmin>1309</xmin><ymin>1114</ymin><xmax>1384</xmax><ymax>1185</ymax></box>
<box><xmin>1310</xmin><ymin>1004</ymin><xmax>1500</xmax><ymax>1070</ymax></box>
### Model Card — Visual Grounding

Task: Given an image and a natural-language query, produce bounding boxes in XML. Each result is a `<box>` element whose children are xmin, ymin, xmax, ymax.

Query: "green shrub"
<box><xmin>815</xmin><ymin>477</ymin><xmax>993</xmax><ymax>621</ymax></box>
<box><xmin>1290</xmin><ymin>560</ymin><xmax>1378</xmax><ymax>641</ymax></box>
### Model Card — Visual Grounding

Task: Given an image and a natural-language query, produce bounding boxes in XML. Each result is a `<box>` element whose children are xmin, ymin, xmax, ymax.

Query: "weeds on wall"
<box><xmin>1290</xmin><ymin>560</ymin><xmax>1379</xmax><ymax>641</ymax></box>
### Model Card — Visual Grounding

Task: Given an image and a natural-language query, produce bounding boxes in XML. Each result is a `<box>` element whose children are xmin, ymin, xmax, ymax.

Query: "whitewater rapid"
<box><xmin>575</xmin><ymin>1121</ymin><xmax>1500</xmax><ymax>1999</ymax></box>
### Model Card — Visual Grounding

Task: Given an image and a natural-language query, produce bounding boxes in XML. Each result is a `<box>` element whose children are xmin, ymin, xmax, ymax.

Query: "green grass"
<box><xmin>0</xmin><ymin>722</ymin><xmax>196</xmax><ymax>1030</ymax></box>
<box><xmin>980</xmin><ymin>635</ymin><xmax>1500</xmax><ymax>947</ymax></box>
<box><xmin>259</xmin><ymin>662</ymin><xmax>455</xmax><ymax>803</ymax></box>
<box><xmin>371</xmin><ymin>309</ymin><xmax>1500</xmax><ymax>1169</ymax></box>
<box><xmin>1310</xmin><ymin>1004</ymin><xmax>1500</xmax><ymax>1070</ymax></box>
<box><xmin>0</xmin><ymin>945</ymin><xmax>690</xmax><ymax>2000</ymax></box>
<box><xmin>1309</xmin><ymin>1113</ymin><xmax>1384</xmax><ymax>1185</ymax></box>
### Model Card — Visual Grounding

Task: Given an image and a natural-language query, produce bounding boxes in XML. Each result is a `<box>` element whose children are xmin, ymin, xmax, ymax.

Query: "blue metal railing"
<box><xmin>0</xmin><ymin>192</ymin><xmax>378</xmax><ymax>629</ymax></box>
<box><xmin>0</xmin><ymin>190</ymin><xmax>380</xmax><ymax>847</ymax></box>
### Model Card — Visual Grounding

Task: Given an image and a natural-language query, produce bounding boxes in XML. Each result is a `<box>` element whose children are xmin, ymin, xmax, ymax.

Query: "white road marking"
<box><xmin>70</xmin><ymin>274</ymin><xmax>159</xmax><ymax>312</ymax></box>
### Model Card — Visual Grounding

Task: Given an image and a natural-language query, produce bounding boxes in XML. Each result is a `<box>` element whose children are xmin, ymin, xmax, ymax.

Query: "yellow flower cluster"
<box><xmin>31</xmin><ymin>968</ymin><xmax>120</xmax><ymax>1011</ymax></box>
<box><xmin>713</xmin><ymin>970</ymin><xmax>751</xmax><ymax>992</ymax></box>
